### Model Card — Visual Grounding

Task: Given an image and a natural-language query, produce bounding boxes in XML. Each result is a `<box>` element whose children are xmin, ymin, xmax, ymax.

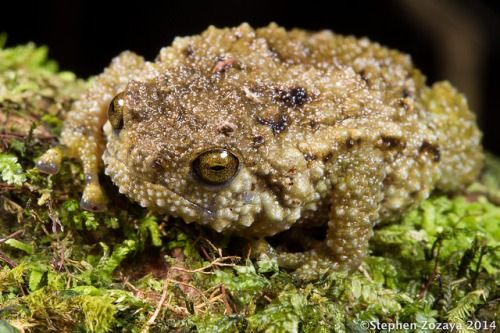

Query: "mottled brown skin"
<box><xmin>37</xmin><ymin>23</ymin><xmax>483</xmax><ymax>279</ymax></box>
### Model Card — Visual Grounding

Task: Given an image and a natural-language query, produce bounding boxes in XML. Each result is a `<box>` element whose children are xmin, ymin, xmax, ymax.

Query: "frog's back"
<box><xmin>156</xmin><ymin>23</ymin><xmax>418</xmax><ymax>126</ymax></box>
<box><xmin>154</xmin><ymin>22</ymin><xmax>482</xmax><ymax>197</ymax></box>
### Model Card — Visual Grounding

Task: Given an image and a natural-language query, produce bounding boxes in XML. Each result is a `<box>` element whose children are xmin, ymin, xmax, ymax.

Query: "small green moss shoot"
<box><xmin>0</xmin><ymin>39</ymin><xmax>498</xmax><ymax>333</ymax></box>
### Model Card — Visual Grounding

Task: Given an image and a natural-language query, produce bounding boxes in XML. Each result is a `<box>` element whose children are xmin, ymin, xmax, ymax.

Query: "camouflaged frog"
<box><xmin>36</xmin><ymin>23</ymin><xmax>483</xmax><ymax>278</ymax></box>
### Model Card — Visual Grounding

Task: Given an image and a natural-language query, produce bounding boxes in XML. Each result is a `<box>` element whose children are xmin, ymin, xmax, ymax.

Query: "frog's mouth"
<box><xmin>103</xmin><ymin>152</ymin><xmax>216</xmax><ymax>220</ymax></box>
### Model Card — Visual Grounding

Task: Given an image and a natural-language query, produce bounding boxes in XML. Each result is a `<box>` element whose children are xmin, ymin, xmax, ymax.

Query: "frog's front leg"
<box><xmin>326</xmin><ymin>148</ymin><xmax>386</xmax><ymax>269</ymax></box>
<box><xmin>277</xmin><ymin>147</ymin><xmax>385</xmax><ymax>279</ymax></box>
<box><xmin>36</xmin><ymin>51</ymin><xmax>147</xmax><ymax>211</ymax></box>
<box><xmin>37</xmin><ymin>141</ymin><xmax>106</xmax><ymax>212</ymax></box>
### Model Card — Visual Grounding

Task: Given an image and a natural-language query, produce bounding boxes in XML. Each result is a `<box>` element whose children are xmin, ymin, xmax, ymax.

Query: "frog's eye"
<box><xmin>192</xmin><ymin>149</ymin><xmax>239</xmax><ymax>186</ymax></box>
<box><xmin>108</xmin><ymin>92</ymin><xmax>126</xmax><ymax>130</ymax></box>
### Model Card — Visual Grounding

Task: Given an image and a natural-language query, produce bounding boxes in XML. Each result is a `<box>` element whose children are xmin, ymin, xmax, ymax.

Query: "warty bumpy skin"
<box><xmin>36</xmin><ymin>23</ymin><xmax>484</xmax><ymax>278</ymax></box>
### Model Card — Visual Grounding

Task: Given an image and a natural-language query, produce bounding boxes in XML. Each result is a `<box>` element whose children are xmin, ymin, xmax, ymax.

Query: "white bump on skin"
<box><xmin>212</xmin><ymin>219</ymin><xmax>231</xmax><ymax>232</ymax></box>
<box><xmin>218</xmin><ymin>208</ymin><xmax>238</xmax><ymax>221</ymax></box>
<box><xmin>335</xmin><ymin>207</ymin><xmax>345</xmax><ymax>216</ymax></box>
<box><xmin>290</xmin><ymin>173</ymin><xmax>314</xmax><ymax>201</ymax></box>
<box><xmin>239</xmin><ymin>214</ymin><xmax>254</xmax><ymax>227</ymax></box>
<box><xmin>261</xmin><ymin>193</ymin><xmax>284</xmax><ymax>222</ymax></box>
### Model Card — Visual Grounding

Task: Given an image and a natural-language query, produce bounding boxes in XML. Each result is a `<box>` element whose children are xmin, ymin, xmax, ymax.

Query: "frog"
<box><xmin>36</xmin><ymin>23</ymin><xmax>483</xmax><ymax>279</ymax></box>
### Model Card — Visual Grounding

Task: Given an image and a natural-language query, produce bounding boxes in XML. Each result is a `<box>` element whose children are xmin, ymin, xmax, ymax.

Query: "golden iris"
<box><xmin>192</xmin><ymin>149</ymin><xmax>239</xmax><ymax>185</ymax></box>
<box><xmin>108</xmin><ymin>92</ymin><xmax>126</xmax><ymax>130</ymax></box>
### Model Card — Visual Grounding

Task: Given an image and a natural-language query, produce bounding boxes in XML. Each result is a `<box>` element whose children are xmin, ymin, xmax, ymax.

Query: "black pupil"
<box><xmin>210</xmin><ymin>165</ymin><xmax>226</xmax><ymax>171</ymax></box>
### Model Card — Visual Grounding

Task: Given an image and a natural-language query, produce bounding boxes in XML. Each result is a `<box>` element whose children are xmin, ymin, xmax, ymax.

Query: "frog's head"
<box><xmin>102</xmin><ymin>72</ymin><xmax>304</xmax><ymax>234</ymax></box>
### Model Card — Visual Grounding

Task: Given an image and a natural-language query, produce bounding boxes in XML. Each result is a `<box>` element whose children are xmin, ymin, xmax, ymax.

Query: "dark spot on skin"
<box><xmin>218</xmin><ymin>122</ymin><xmax>237</xmax><ymax>136</ymax></box>
<box><xmin>256</xmin><ymin>114</ymin><xmax>288</xmax><ymax>135</ymax></box>
<box><xmin>152</xmin><ymin>157</ymin><xmax>166</xmax><ymax>171</ymax></box>
<box><xmin>184</xmin><ymin>45</ymin><xmax>194</xmax><ymax>57</ymax></box>
<box><xmin>251</xmin><ymin>183</ymin><xmax>256</xmax><ymax>191</ymax></box>
<box><xmin>212</xmin><ymin>57</ymin><xmax>235</xmax><ymax>74</ymax></box>
<box><xmin>382</xmin><ymin>174</ymin><xmax>394</xmax><ymax>187</ymax></box>
<box><xmin>278</xmin><ymin>87</ymin><xmax>308</xmax><ymax>107</ymax></box>
<box><xmin>304</xmin><ymin>153</ymin><xmax>316</xmax><ymax>161</ymax></box>
<box><xmin>402</xmin><ymin>88</ymin><xmax>411</xmax><ymax>98</ymax></box>
<box><xmin>346</xmin><ymin>138</ymin><xmax>362</xmax><ymax>149</ymax></box>
<box><xmin>288</xmin><ymin>167</ymin><xmax>297</xmax><ymax>174</ymax></box>
<box><xmin>253</xmin><ymin>135</ymin><xmax>265</xmax><ymax>147</ymax></box>
<box><xmin>398</xmin><ymin>98</ymin><xmax>412</xmax><ymax>111</ymax></box>
<box><xmin>378</xmin><ymin>136</ymin><xmax>404</xmax><ymax>150</ymax></box>
<box><xmin>419</xmin><ymin>141</ymin><xmax>441</xmax><ymax>162</ymax></box>
<box><xmin>309</xmin><ymin>120</ymin><xmax>319</xmax><ymax>130</ymax></box>
<box><xmin>219</xmin><ymin>126</ymin><xmax>234</xmax><ymax>136</ymax></box>
<box><xmin>359</xmin><ymin>69</ymin><xmax>369</xmax><ymax>83</ymax></box>
<box><xmin>323</xmin><ymin>152</ymin><xmax>333</xmax><ymax>163</ymax></box>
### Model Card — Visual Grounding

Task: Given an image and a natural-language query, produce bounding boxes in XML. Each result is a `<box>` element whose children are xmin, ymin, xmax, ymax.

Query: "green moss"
<box><xmin>0</xmin><ymin>40</ymin><xmax>498</xmax><ymax>333</ymax></box>
<box><xmin>0</xmin><ymin>154</ymin><xmax>26</xmax><ymax>186</ymax></box>
<box><xmin>138</xmin><ymin>215</ymin><xmax>163</xmax><ymax>248</ymax></box>
<box><xmin>93</xmin><ymin>240</ymin><xmax>137</xmax><ymax>286</ymax></box>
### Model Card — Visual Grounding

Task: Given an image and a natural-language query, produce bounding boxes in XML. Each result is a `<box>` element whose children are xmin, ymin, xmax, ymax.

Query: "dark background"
<box><xmin>1</xmin><ymin>0</ymin><xmax>499</xmax><ymax>154</ymax></box>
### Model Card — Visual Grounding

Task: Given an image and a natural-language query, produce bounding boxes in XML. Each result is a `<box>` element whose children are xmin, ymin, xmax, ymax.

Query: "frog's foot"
<box><xmin>80</xmin><ymin>174</ymin><xmax>107</xmax><ymax>212</ymax></box>
<box><xmin>248</xmin><ymin>238</ymin><xmax>277</xmax><ymax>259</ymax></box>
<box><xmin>276</xmin><ymin>245</ymin><xmax>340</xmax><ymax>281</ymax></box>
<box><xmin>249</xmin><ymin>236</ymin><xmax>343</xmax><ymax>280</ymax></box>
<box><xmin>36</xmin><ymin>147</ymin><xmax>64</xmax><ymax>174</ymax></box>
<box><xmin>248</xmin><ymin>232</ymin><xmax>319</xmax><ymax>260</ymax></box>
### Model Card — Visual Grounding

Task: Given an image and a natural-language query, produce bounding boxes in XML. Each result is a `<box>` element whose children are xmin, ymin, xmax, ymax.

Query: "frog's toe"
<box><xmin>80</xmin><ymin>182</ymin><xmax>107</xmax><ymax>212</ymax></box>
<box><xmin>277</xmin><ymin>245</ymin><xmax>342</xmax><ymax>280</ymax></box>
<box><xmin>293</xmin><ymin>260</ymin><xmax>339</xmax><ymax>281</ymax></box>
<box><xmin>36</xmin><ymin>147</ymin><xmax>63</xmax><ymax>174</ymax></box>
<box><xmin>80</xmin><ymin>197</ymin><xmax>107</xmax><ymax>212</ymax></box>
<box><xmin>248</xmin><ymin>238</ymin><xmax>276</xmax><ymax>258</ymax></box>
<box><xmin>36</xmin><ymin>160</ymin><xmax>60</xmax><ymax>174</ymax></box>
<box><xmin>277</xmin><ymin>252</ymin><xmax>309</xmax><ymax>269</ymax></box>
